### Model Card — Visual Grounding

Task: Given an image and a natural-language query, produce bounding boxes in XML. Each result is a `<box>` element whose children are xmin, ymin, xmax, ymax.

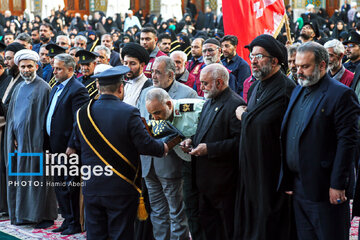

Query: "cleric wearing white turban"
<box><xmin>14</xmin><ymin>49</ymin><xmax>40</xmax><ymax>66</ymax></box>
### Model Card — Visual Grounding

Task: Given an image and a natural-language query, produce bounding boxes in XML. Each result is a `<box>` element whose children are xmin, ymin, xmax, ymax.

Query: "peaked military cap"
<box><xmin>91</xmin><ymin>65</ymin><xmax>130</xmax><ymax>85</ymax></box>
<box><xmin>76</xmin><ymin>50</ymin><xmax>98</xmax><ymax>64</ymax></box>
<box><xmin>343</xmin><ymin>31</ymin><xmax>360</xmax><ymax>45</ymax></box>
<box><xmin>45</xmin><ymin>43</ymin><xmax>67</xmax><ymax>57</ymax></box>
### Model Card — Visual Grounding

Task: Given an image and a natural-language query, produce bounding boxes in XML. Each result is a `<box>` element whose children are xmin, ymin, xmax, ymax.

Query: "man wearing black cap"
<box><xmin>194</xmin><ymin>38</ymin><xmax>239</xmax><ymax>96</ymax></box>
<box><xmin>343</xmin><ymin>31</ymin><xmax>360</xmax><ymax>72</ymax></box>
<box><xmin>45</xmin><ymin>43</ymin><xmax>67</xmax><ymax>87</ymax></box>
<box><xmin>76</xmin><ymin>50</ymin><xmax>98</xmax><ymax>98</ymax></box>
<box><xmin>72</xmin><ymin>66</ymin><xmax>168</xmax><ymax>240</ymax></box>
<box><xmin>121</xmin><ymin>42</ymin><xmax>152</xmax><ymax>106</ymax></box>
<box><xmin>2</xmin><ymin>42</ymin><xmax>26</xmax><ymax>109</ymax></box>
<box><xmin>300</xmin><ymin>22</ymin><xmax>319</xmax><ymax>43</ymax></box>
<box><xmin>233</xmin><ymin>34</ymin><xmax>296</xmax><ymax>240</ymax></box>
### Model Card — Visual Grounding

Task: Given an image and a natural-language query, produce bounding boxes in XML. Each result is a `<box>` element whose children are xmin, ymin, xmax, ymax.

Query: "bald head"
<box><xmin>200</xmin><ymin>63</ymin><xmax>229</xmax><ymax>99</ymax></box>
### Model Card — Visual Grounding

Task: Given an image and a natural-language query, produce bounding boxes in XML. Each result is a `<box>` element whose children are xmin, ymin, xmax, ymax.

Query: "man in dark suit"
<box><xmin>44</xmin><ymin>53</ymin><xmax>90</xmax><ymax>235</ymax></box>
<box><xmin>73</xmin><ymin>66</ymin><xmax>168</xmax><ymax>240</ymax></box>
<box><xmin>101</xmin><ymin>34</ymin><xmax>121</xmax><ymax>67</ymax></box>
<box><xmin>181</xmin><ymin>63</ymin><xmax>245</xmax><ymax>240</ymax></box>
<box><xmin>279</xmin><ymin>42</ymin><xmax>360</xmax><ymax>240</ymax></box>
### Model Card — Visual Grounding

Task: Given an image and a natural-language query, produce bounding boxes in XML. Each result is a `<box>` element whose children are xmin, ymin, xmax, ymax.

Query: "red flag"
<box><xmin>223</xmin><ymin>0</ymin><xmax>286</xmax><ymax>64</ymax></box>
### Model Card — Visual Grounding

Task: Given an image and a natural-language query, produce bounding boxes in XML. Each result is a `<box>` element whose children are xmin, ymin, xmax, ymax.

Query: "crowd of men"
<box><xmin>1</xmin><ymin>2</ymin><xmax>360</xmax><ymax>240</ymax></box>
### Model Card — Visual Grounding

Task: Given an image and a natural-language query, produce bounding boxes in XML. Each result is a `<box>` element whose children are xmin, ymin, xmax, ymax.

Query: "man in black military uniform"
<box><xmin>45</xmin><ymin>43</ymin><xmax>67</xmax><ymax>87</ymax></box>
<box><xmin>75</xmin><ymin>50</ymin><xmax>98</xmax><ymax>98</ymax></box>
<box><xmin>73</xmin><ymin>65</ymin><xmax>168</xmax><ymax>240</ymax></box>
<box><xmin>343</xmin><ymin>31</ymin><xmax>360</xmax><ymax>73</ymax></box>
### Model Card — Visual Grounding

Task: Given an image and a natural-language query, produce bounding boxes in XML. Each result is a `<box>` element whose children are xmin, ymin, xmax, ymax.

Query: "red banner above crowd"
<box><xmin>222</xmin><ymin>0</ymin><xmax>286</xmax><ymax>63</ymax></box>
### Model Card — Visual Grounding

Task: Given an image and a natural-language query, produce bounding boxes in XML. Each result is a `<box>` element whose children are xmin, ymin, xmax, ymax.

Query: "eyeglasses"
<box><xmin>249</xmin><ymin>53</ymin><xmax>273</xmax><ymax>61</ymax></box>
<box><xmin>346</xmin><ymin>43</ymin><xmax>358</xmax><ymax>48</ymax></box>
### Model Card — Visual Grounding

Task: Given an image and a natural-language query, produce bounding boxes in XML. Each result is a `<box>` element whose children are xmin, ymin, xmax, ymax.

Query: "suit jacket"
<box><xmin>74</xmin><ymin>94</ymin><xmax>164</xmax><ymax>196</ymax></box>
<box><xmin>44</xmin><ymin>76</ymin><xmax>90</xmax><ymax>153</ymax></box>
<box><xmin>109</xmin><ymin>50</ymin><xmax>122</xmax><ymax>67</ymax></box>
<box><xmin>279</xmin><ymin>74</ymin><xmax>360</xmax><ymax>202</ymax></box>
<box><xmin>193</xmin><ymin>87</ymin><xmax>245</xmax><ymax>196</ymax></box>
<box><xmin>351</xmin><ymin>62</ymin><xmax>360</xmax><ymax>90</ymax></box>
<box><xmin>137</xmin><ymin>80</ymin><xmax>198</xmax><ymax>178</ymax></box>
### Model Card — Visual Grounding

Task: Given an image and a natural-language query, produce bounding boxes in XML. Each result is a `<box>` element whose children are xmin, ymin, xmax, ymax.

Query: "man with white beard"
<box><xmin>4</xmin><ymin>49</ymin><xmax>57</xmax><ymax>228</ymax></box>
<box><xmin>324</xmin><ymin>39</ymin><xmax>354</xmax><ymax>87</ymax></box>
<box><xmin>180</xmin><ymin>63</ymin><xmax>245</xmax><ymax>239</ymax></box>
<box><xmin>193</xmin><ymin>38</ymin><xmax>239</xmax><ymax>97</ymax></box>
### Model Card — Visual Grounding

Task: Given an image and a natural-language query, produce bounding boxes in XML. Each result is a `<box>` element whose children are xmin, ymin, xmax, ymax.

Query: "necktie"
<box><xmin>46</xmin><ymin>84</ymin><xmax>64</xmax><ymax>136</ymax></box>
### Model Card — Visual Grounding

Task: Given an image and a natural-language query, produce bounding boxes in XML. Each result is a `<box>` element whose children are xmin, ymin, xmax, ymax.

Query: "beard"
<box><xmin>252</xmin><ymin>61</ymin><xmax>272</xmax><ymax>80</ymax></box>
<box><xmin>300</xmin><ymin>33</ymin><xmax>311</xmax><ymax>40</ymax></box>
<box><xmin>328</xmin><ymin>61</ymin><xmax>341</xmax><ymax>72</ymax></box>
<box><xmin>20</xmin><ymin>71</ymin><xmax>36</xmax><ymax>83</ymax></box>
<box><xmin>126</xmin><ymin>67</ymin><xmax>141</xmax><ymax>80</ymax></box>
<box><xmin>32</xmin><ymin>39</ymin><xmax>40</xmax><ymax>44</ymax></box>
<box><xmin>297</xmin><ymin>66</ymin><xmax>321</xmax><ymax>87</ymax></box>
<box><xmin>204</xmin><ymin>55</ymin><xmax>218</xmax><ymax>65</ymax></box>
<box><xmin>40</xmin><ymin>35</ymin><xmax>50</xmax><ymax>43</ymax></box>
<box><xmin>203</xmin><ymin>83</ymin><xmax>219</xmax><ymax>99</ymax></box>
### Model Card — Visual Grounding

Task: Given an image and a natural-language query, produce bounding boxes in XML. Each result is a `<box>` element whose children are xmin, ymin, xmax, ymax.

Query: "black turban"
<box><xmin>121</xmin><ymin>43</ymin><xmax>150</xmax><ymax>65</ymax></box>
<box><xmin>5</xmin><ymin>42</ymin><xmax>26</xmax><ymax>54</ymax></box>
<box><xmin>246</xmin><ymin>34</ymin><xmax>287</xmax><ymax>69</ymax></box>
<box><xmin>203</xmin><ymin>38</ymin><xmax>220</xmax><ymax>47</ymax></box>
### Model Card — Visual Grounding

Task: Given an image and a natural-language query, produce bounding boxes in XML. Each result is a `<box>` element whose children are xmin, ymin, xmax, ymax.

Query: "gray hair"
<box><xmin>170</xmin><ymin>50</ymin><xmax>187</xmax><ymax>62</ymax></box>
<box><xmin>287</xmin><ymin>42</ymin><xmax>301</xmax><ymax>56</ymax></box>
<box><xmin>154</xmin><ymin>56</ymin><xmax>176</xmax><ymax>77</ymax></box>
<box><xmin>297</xmin><ymin>42</ymin><xmax>329</xmax><ymax>68</ymax></box>
<box><xmin>56</xmin><ymin>35</ymin><xmax>71</xmax><ymax>45</ymax></box>
<box><xmin>74</xmin><ymin>35</ymin><xmax>87</xmax><ymax>43</ymax></box>
<box><xmin>16</xmin><ymin>33</ymin><xmax>32</xmax><ymax>44</ymax></box>
<box><xmin>203</xmin><ymin>63</ymin><xmax>229</xmax><ymax>85</ymax></box>
<box><xmin>145</xmin><ymin>88</ymin><xmax>172</xmax><ymax>104</ymax></box>
<box><xmin>324</xmin><ymin>39</ymin><xmax>345</xmax><ymax>56</ymax></box>
<box><xmin>94</xmin><ymin>45</ymin><xmax>111</xmax><ymax>59</ymax></box>
<box><xmin>54</xmin><ymin>53</ymin><xmax>76</xmax><ymax>70</ymax></box>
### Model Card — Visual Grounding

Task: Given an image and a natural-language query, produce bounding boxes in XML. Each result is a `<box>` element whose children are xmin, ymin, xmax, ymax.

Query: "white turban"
<box><xmin>14</xmin><ymin>49</ymin><xmax>40</xmax><ymax>66</ymax></box>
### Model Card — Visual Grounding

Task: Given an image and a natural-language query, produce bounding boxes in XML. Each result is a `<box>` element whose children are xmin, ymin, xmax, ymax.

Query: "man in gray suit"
<box><xmin>137</xmin><ymin>56</ymin><xmax>197</xmax><ymax>239</ymax></box>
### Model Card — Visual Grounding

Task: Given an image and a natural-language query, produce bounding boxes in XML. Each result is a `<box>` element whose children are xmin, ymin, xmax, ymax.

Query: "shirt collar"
<box><xmin>127</xmin><ymin>73</ymin><xmax>145</xmax><ymax>84</ymax></box>
<box><xmin>150</xmin><ymin>46</ymin><xmax>160</xmax><ymax>58</ymax></box>
<box><xmin>177</xmin><ymin>69</ymin><xmax>189</xmax><ymax>83</ymax></box>
<box><xmin>59</xmin><ymin>76</ymin><xmax>72</xmax><ymax>88</ymax></box>
<box><xmin>226</xmin><ymin>54</ymin><xmax>239</xmax><ymax>64</ymax></box>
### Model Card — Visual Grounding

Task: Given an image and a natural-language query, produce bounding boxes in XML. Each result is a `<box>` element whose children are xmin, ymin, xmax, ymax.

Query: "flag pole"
<box><xmin>284</xmin><ymin>14</ymin><xmax>293</xmax><ymax>45</ymax></box>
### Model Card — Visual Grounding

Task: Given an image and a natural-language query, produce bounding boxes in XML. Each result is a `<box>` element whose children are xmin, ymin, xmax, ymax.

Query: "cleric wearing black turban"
<box><xmin>120</xmin><ymin>42</ymin><xmax>152</xmax><ymax>106</ymax></box>
<box><xmin>233</xmin><ymin>34</ymin><xmax>297</xmax><ymax>240</ymax></box>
